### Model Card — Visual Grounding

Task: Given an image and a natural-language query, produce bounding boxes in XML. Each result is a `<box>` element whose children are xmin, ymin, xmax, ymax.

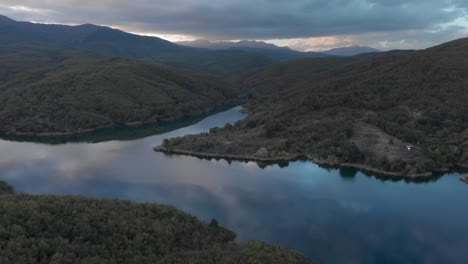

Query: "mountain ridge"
<box><xmin>0</xmin><ymin>14</ymin><xmax>14</xmax><ymax>23</ymax></box>
<box><xmin>0</xmin><ymin>15</ymin><xmax>272</xmax><ymax>77</ymax></box>
<box><xmin>178</xmin><ymin>39</ymin><xmax>382</xmax><ymax>56</ymax></box>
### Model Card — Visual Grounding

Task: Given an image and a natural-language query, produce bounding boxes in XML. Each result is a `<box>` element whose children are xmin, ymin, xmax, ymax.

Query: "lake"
<box><xmin>0</xmin><ymin>107</ymin><xmax>466</xmax><ymax>264</ymax></box>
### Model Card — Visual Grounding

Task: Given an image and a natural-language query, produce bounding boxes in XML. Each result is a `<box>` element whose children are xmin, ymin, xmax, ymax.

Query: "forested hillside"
<box><xmin>0</xmin><ymin>44</ymin><xmax>101</xmax><ymax>83</ymax></box>
<box><xmin>0</xmin><ymin>57</ymin><xmax>237</xmax><ymax>135</ymax></box>
<box><xmin>0</xmin><ymin>181</ymin><xmax>313</xmax><ymax>264</ymax></box>
<box><xmin>157</xmin><ymin>38</ymin><xmax>468</xmax><ymax>177</ymax></box>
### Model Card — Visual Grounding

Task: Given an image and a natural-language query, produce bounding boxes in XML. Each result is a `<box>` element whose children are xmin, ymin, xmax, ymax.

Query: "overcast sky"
<box><xmin>1</xmin><ymin>0</ymin><xmax>468</xmax><ymax>51</ymax></box>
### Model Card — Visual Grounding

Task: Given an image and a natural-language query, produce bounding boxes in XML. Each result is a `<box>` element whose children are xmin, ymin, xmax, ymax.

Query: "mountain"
<box><xmin>0</xmin><ymin>56</ymin><xmax>239</xmax><ymax>135</ymax></box>
<box><xmin>178</xmin><ymin>40</ymin><xmax>329</xmax><ymax>62</ymax></box>
<box><xmin>0</xmin><ymin>14</ymin><xmax>14</xmax><ymax>24</ymax></box>
<box><xmin>321</xmin><ymin>46</ymin><xmax>381</xmax><ymax>56</ymax></box>
<box><xmin>0</xmin><ymin>180</ymin><xmax>314</xmax><ymax>264</ymax></box>
<box><xmin>157</xmin><ymin>38</ymin><xmax>468</xmax><ymax>178</ymax></box>
<box><xmin>177</xmin><ymin>39</ymin><xmax>285</xmax><ymax>50</ymax></box>
<box><xmin>0</xmin><ymin>15</ymin><xmax>272</xmax><ymax>77</ymax></box>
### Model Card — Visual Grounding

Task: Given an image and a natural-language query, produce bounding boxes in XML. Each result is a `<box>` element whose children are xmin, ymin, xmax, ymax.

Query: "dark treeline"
<box><xmin>0</xmin><ymin>181</ymin><xmax>313</xmax><ymax>264</ymax></box>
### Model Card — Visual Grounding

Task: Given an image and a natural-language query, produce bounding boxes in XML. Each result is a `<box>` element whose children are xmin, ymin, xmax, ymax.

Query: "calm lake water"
<box><xmin>0</xmin><ymin>107</ymin><xmax>466</xmax><ymax>264</ymax></box>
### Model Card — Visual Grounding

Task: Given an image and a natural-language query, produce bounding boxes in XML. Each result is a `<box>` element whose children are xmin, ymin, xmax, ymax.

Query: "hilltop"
<box><xmin>156</xmin><ymin>38</ymin><xmax>468</xmax><ymax>178</ymax></box>
<box><xmin>0</xmin><ymin>180</ymin><xmax>313</xmax><ymax>264</ymax></box>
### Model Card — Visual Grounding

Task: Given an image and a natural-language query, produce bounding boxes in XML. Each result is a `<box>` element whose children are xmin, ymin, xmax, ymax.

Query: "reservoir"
<box><xmin>0</xmin><ymin>107</ymin><xmax>466</xmax><ymax>264</ymax></box>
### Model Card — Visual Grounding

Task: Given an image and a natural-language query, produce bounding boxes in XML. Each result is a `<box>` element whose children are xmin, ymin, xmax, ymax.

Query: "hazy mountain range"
<box><xmin>178</xmin><ymin>39</ymin><xmax>382</xmax><ymax>56</ymax></box>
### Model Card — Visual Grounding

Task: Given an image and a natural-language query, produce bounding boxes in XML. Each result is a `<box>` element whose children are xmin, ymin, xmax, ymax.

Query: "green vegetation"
<box><xmin>0</xmin><ymin>181</ymin><xmax>313</xmax><ymax>264</ymax></box>
<box><xmin>0</xmin><ymin>56</ymin><xmax>238</xmax><ymax>135</ymax></box>
<box><xmin>0</xmin><ymin>44</ymin><xmax>100</xmax><ymax>84</ymax></box>
<box><xmin>158</xmin><ymin>38</ymin><xmax>468</xmax><ymax>177</ymax></box>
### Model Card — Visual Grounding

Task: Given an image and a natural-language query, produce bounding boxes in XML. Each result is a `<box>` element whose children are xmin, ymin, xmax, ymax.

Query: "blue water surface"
<box><xmin>0</xmin><ymin>107</ymin><xmax>466</xmax><ymax>264</ymax></box>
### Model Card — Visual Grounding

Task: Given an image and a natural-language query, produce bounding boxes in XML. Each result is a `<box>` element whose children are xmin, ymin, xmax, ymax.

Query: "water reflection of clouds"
<box><xmin>0</xmin><ymin>140</ymin><xmax>129</xmax><ymax>182</ymax></box>
<box><xmin>0</xmin><ymin>107</ymin><xmax>467</xmax><ymax>264</ymax></box>
<box><xmin>340</xmin><ymin>201</ymin><xmax>371</xmax><ymax>214</ymax></box>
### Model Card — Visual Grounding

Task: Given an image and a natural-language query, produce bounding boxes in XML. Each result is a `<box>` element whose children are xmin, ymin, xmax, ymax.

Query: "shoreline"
<box><xmin>0</xmin><ymin>104</ymin><xmax>238</xmax><ymax>141</ymax></box>
<box><xmin>154</xmin><ymin>146</ymin><xmax>444</xmax><ymax>179</ymax></box>
<box><xmin>461</xmin><ymin>175</ymin><xmax>468</xmax><ymax>184</ymax></box>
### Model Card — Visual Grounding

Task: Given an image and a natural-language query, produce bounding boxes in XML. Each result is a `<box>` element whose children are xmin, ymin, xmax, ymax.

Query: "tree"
<box><xmin>278</xmin><ymin>139</ymin><xmax>289</xmax><ymax>152</ymax></box>
<box><xmin>209</xmin><ymin>218</ymin><xmax>219</xmax><ymax>229</ymax></box>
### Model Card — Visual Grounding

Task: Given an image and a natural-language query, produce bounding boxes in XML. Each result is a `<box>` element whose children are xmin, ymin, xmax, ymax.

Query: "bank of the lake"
<box><xmin>461</xmin><ymin>175</ymin><xmax>468</xmax><ymax>183</ymax></box>
<box><xmin>153</xmin><ymin>146</ymin><xmax>444</xmax><ymax>180</ymax></box>
<box><xmin>0</xmin><ymin>107</ymin><xmax>467</xmax><ymax>264</ymax></box>
<box><xmin>0</xmin><ymin>104</ymin><xmax>237</xmax><ymax>144</ymax></box>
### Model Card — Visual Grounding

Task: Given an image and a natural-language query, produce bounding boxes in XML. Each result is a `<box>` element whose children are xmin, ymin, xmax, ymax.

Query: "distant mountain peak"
<box><xmin>76</xmin><ymin>23</ymin><xmax>100</xmax><ymax>28</ymax></box>
<box><xmin>231</xmin><ymin>40</ymin><xmax>287</xmax><ymax>50</ymax></box>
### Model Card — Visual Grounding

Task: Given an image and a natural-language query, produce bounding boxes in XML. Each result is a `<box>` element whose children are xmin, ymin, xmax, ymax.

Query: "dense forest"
<box><xmin>158</xmin><ymin>38</ymin><xmax>468</xmax><ymax>177</ymax></box>
<box><xmin>0</xmin><ymin>54</ymin><xmax>239</xmax><ymax>135</ymax></box>
<box><xmin>0</xmin><ymin>181</ymin><xmax>313</xmax><ymax>264</ymax></box>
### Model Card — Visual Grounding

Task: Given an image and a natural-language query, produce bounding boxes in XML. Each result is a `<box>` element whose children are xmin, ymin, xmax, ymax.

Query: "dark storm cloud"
<box><xmin>0</xmin><ymin>0</ymin><xmax>467</xmax><ymax>40</ymax></box>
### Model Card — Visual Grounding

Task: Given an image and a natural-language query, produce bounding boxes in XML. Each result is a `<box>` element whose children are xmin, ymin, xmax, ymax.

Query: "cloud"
<box><xmin>0</xmin><ymin>1</ymin><xmax>467</xmax><ymax>49</ymax></box>
<box><xmin>286</xmin><ymin>25</ymin><xmax>468</xmax><ymax>51</ymax></box>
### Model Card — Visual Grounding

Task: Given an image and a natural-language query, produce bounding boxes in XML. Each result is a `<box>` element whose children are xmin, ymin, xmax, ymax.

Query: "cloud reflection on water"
<box><xmin>0</xmin><ymin>107</ymin><xmax>466</xmax><ymax>264</ymax></box>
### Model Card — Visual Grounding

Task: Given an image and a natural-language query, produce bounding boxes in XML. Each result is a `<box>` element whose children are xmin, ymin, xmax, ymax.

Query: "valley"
<box><xmin>1</xmin><ymin>8</ymin><xmax>468</xmax><ymax>264</ymax></box>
